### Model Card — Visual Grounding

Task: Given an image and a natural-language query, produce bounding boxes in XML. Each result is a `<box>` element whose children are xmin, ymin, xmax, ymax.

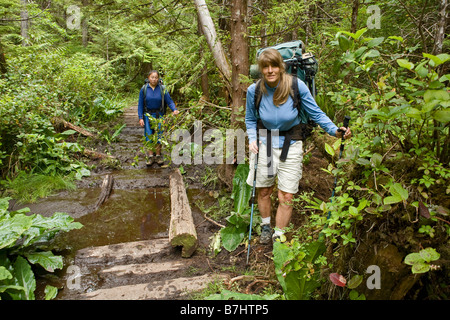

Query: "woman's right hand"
<box><xmin>249</xmin><ymin>140</ymin><xmax>259</xmax><ymax>154</ymax></box>
<box><xmin>139</xmin><ymin>119</ymin><xmax>144</xmax><ymax>127</ymax></box>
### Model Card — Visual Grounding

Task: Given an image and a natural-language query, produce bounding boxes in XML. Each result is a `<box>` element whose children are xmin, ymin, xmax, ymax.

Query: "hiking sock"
<box><xmin>261</xmin><ymin>217</ymin><xmax>271</xmax><ymax>226</ymax></box>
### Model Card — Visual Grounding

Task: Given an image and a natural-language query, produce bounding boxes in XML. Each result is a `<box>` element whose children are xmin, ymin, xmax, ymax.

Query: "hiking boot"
<box><xmin>259</xmin><ymin>224</ymin><xmax>273</xmax><ymax>244</ymax></box>
<box><xmin>146</xmin><ymin>155</ymin><xmax>154</xmax><ymax>166</ymax></box>
<box><xmin>155</xmin><ymin>155</ymin><xmax>164</xmax><ymax>165</ymax></box>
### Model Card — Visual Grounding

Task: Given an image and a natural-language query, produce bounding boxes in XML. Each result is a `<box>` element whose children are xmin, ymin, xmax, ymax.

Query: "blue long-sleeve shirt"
<box><xmin>138</xmin><ymin>84</ymin><xmax>176</xmax><ymax>119</ymax></box>
<box><xmin>245</xmin><ymin>78</ymin><xmax>338</xmax><ymax>148</ymax></box>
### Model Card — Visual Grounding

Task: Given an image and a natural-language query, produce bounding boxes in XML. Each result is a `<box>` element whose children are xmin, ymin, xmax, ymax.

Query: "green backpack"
<box><xmin>250</xmin><ymin>40</ymin><xmax>318</xmax><ymax>131</ymax></box>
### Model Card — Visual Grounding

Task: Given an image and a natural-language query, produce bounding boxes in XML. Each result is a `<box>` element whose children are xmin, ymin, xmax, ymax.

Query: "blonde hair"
<box><xmin>258</xmin><ymin>48</ymin><xmax>292</xmax><ymax>106</ymax></box>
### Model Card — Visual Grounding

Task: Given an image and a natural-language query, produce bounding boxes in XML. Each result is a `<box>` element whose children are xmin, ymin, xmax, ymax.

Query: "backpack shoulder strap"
<box><xmin>159</xmin><ymin>83</ymin><xmax>166</xmax><ymax>114</ymax></box>
<box><xmin>253</xmin><ymin>79</ymin><xmax>262</xmax><ymax>116</ymax></box>
<box><xmin>291</xmin><ymin>76</ymin><xmax>301</xmax><ymax>113</ymax></box>
<box><xmin>142</xmin><ymin>83</ymin><xmax>148</xmax><ymax>110</ymax></box>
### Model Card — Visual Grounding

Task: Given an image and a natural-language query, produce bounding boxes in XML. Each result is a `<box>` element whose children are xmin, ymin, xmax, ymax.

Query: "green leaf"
<box><xmin>367</xmin><ymin>37</ymin><xmax>384</xmax><ymax>48</ymax></box>
<box><xmin>0</xmin><ymin>266</ymin><xmax>13</xmax><ymax>281</ymax></box>
<box><xmin>44</xmin><ymin>285</ymin><xmax>58</xmax><ymax>300</ymax></box>
<box><xmin>384</xmin><ymin>195</ymin><xmax>402</xmax><ymax>205</ymax></box>
<box><xmin>12</xmin><ymin>256</ymin><xmax>36</xmax><ymax>300</ymax></box>
<box><xmin>24</xmin><ymin>251</ymin><xmax>63</xmax><ymax>272</ymax></box>
<box><xmin>420</xmin><ymin>247</ymin><xmax>440</xmax><ymax>262</ymax></box>
<box><xmin>220</xmin><ymin>224</ymin><xmax>246</xmax><ymax>252</ymax></box>
<box><xmin>338</xmin><ymin>34</ymin><xmax>352</xmax><ymax>51</ymax></box>
<box><xmin>412</xmin><ymin>262</ymin><xmax>430</xmax><ymax>274</ymax></box>
<box><xmin>424</xmin><ymin>89</ymin><xmax>449</xmax><ymax>103</ymax></box>
<box><xmin>0</xmin><ymin>214</ymin><xmax>34</xmax><ymax>249</ymax></box>
<box><xmin>397</xmin><ymin>59</ymin><xmax>414</xmax><ymax>70</ymax></box>
<box><xmin>423</xmin><ymin>53</ymin><xmax>450</xmax><ymax>67</ymax></box>
<box><xmin>231</xmin><ymin>164</ymin><xmax>252</xmax><ymax>214</ymax></box>
<box><xmin>0</xmin><ymin>197</ymin><xmax>11</xmax><ymax>218</ymax></box>
<box><xmin>404</xmin><ymin>252</ymin><xmax>423</xmax><ymax>265</ymax></box>
<box><xmin>325</xmin><ymin>143</ymin><xmax>335</xmax><ymax>157</ymax></box>
<box><xmin>347</xmin><ymin>275</ymin><xmax>363</xmax><ymax>289</ymax></box>
<box><xmin>432</xmin><ymin>110</ymin><xmax>450</xmax><ymax>123</ymax></box>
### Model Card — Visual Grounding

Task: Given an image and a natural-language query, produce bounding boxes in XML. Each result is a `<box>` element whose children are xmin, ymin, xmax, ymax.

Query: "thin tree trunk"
<box><xmin>350</xmin><ymin>0</ymin><xmax>359</xmax><ymax>33</ymax></box>
<box><xmin>0</xmin><ymin>39</ymin><xmax>7</xmax><ymax>75</ymax></box>
<box><xmin>433</xmin><ymin>0</ymin><xmax>447</xmax><ymax>57</ymax></box>
<box><xmin>230</xmin><ymin>0</ymin><xmax>248</xmax><ymax>129</ymax></box>
<box><xmin>20</xmin><ymin>0</ymin><xmax>29</xmax><ymax>46</ymax></box>
<box><xmin>194</xmin><ymin>0</ymin><xmax>232</xmax><ymax>93</ymax></box>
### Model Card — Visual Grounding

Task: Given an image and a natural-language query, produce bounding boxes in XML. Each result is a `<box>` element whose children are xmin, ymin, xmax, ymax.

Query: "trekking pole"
<box><xmin>319</xmin><ymin>116</ymin><xmax>351</xmax><ymax>241</ymax></box>
<box><xmin>246</xmin><ymin>137</ymin><xmax>259</xmax><ymax>265</ymax></box>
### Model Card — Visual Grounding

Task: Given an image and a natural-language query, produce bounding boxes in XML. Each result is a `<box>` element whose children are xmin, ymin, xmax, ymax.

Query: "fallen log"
<box><xmin>169</xmin><ymin>168</ymin><xmax>198</xmax><ymax>258</ymax></box>
<box><xmin>52</xmin><ymin>117</ymin><xmax>97</xmax><ymax>138</ymax></box>
<box><xmin>93</xmin><ymin>174</ymin><xmax>114</xmax><ymax>211</ymax></box>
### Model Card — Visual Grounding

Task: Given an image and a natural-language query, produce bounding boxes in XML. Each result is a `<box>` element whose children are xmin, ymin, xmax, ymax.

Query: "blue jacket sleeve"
<box><xmin>298</xmin><ymin>79</ymin><xmax>338</xmax><ymax>136</ymax></box>
<box><xmin>164</xmin><ymin>91</ymin><xmax>177</xmax><ymax>111</ymax></box>
<box><xmin>245</xmin><ymin>83</ymin><xmax>258</xmax><ymax>144</ymax></box>
<box><xmin>138</xmin><ymin>87</ymin><xmax>145</xmax><ymax>119</ymax></box>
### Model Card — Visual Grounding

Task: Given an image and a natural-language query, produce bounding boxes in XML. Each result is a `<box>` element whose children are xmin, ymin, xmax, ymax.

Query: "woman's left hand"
<box><xmin>336</xmin><ymin>127</ymin><xmax>352</xmax><ymax>140</ymax></box>
<box><xmin>172</xmin><ymin>110</ymin><xmax>180</xmax><ymax>115</ymax></box>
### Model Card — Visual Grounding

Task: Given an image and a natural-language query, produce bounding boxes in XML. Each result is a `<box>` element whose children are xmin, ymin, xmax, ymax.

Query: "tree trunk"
<box><xmin>20</xmin><ymin>0</ymin><xmax>29</xmax><ymax>46</ymax></box>
<box><xmin>350</xmin><ymin>0</ymin><xmax>359</xmax><ymax>33</ymax></box>
<box><xmin>433</xmin><ymin>0</ymin><xmax>447</xmax><ymax>57</ymax></box>
<box><xmin>0</xmin><ymin>39</ymin><xmax>7</xmax><ymax>75</ymax></box>
<box><xmin>169</xmin><ymin>168</ymin><xmax>198</xmax><ymax>258</ymax></box>
<box><xmin>230</xmin><ymin>0</ymin><xmax>249</xmax><ymax>129</ymax></box>
<box><xmin>194</xmin><ymin>0</ymin><xmax>232</xmax><ymax>93</ymax></box>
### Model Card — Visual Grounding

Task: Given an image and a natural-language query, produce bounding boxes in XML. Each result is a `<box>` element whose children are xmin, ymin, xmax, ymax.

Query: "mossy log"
<box><xmin>169</xmin><ymin>168</ymin><xmax>198</xmax><ymax>258</ymax></box>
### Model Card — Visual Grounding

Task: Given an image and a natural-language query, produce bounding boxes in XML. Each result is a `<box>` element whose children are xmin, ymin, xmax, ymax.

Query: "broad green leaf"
<box><xmin>432</xmin><ymin>110</ymin><xmax>450</xmax><ymax>123</ymax></box>
<box><xmin>220</xmin><ymin>225</ymin><xmax>246</xmax><ymax>252</ymax></box>
<box><xmin>324</xmin><ymin>143</ymin><xmax>335</xmax><ymax>157</ymax></box>
<box><xmin>347</xmin><ymin>274</ymin><xmax>363</xmax><ymax>289</ymax></box>
<box><xmin>420</xmin><ymin>247</ymin><xmax>440</xmax><ymax>262</ymax></box>
<box><xmin>231</xmin><ymin>164</ymin><xmax>252</xmax><ymax>214</ymax></box>
<box><xmin>412</xmin><ymin>262</ymin><xmax>430</xmax><ymax>274</ymax></box>
<box><xmin>415</xmin><ymin>61</ymin><xmax>428</xmax><ymax>78</ymax></box>
<box><xmin>388</xmin><ymin>36</ymin><xmax>404</xmax><ymax>42</ymax></box>
<box><xmin>370</xmin><ymin>153</ymin><xmax>383</xmax><ymax>168</ymax></box>
<box><xmin>44</xmin><ymin>285</ymin><xmax>58</xmax><ymax>300</ymax></box>
<box><xmin>338</xmin><ymin>34</ymin><xmax>352</xmax><ymax>51</ymax></box>
<box><xmin>392</xmin><ymin>183</ymin><xmax>408</xmax><ymax>201</ymax></box>
<box><xmin>24</xmin><ymin>251</ymin><xmax>63</xmax><ymax>272</ymax></box>
<box><xmin>0</xmin><ymin>214</ymin><xmax>33</xmax><ymax>249</ymax></box>
<box><xmin>423</xmin><ymin>53</ymin><xmax>450</xmax><ymax>66</ymax></box>
<box><xmin>424</xmin><ymin>89</ymin><xmax>449</xmax><ymax>103</ymax></box>
<box><xmin>384</xmin><ymin>195</ymin><xmax>402</xmax><ymax>205</ymax></box>
<box><xmin>404</xmin><ymin>252</ymin><xmax>423</xmax><ymax>265</ymax></box>
<box><xmin>397</xmin><ymin>59</ymin><xmax>414</xmax><ymax>70</ymax></box>
<box><xmin>367</xmin><ymin>37</ymin><xmax>384</xmax><ymax>48</ymax></box>
<box><xmin>0</xmin><ymin>266</ymin><xmax>12</xmax><ymax>281</ymax></box>
<box><xmin>12</xmin><ymin>256</ymin><xmax>36</xmax><ymax>300</ymax></box>
<box><xmin>349</xmin><ymin>206</ymin><xmax>359</xmax><ymax>216</ymax></box>
<box><xmin>0</xmin><ymin>197</ymin><xmax>11</xmax><ymax>217</ymax></box>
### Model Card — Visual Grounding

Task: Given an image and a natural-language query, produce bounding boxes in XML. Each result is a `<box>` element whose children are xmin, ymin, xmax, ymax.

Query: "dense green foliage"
<box><xmin>0</xmin><ymin>197</ymin><xmax>82</xmax><ymax>300</ymax></box>
<box><xmin>0</xmin><ymin>0</ymin><xmax>448</xmax><ymax>300</ymax></box>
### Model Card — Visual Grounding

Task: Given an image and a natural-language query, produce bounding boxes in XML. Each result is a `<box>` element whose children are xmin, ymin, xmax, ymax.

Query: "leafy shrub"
<box><xmin>0</xmin><ymin>197</ymin><xmax>83</xmax><ymax>300</ymax></box>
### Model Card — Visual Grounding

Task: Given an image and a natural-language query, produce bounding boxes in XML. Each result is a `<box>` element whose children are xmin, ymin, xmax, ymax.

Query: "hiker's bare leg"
<box><xmin>155</xmin><ymin>144</ymin><xmax>162</xmax><ymax>156</ymax></box>
<box><xmin>257</xmin><ymin>186</ymin><xmax>273</xmax><ymax>219</ymax></box>
<box><xmin>275</xmin><ymin>190</ymin><xmax>294</xmax><ymax>229</ymax></box>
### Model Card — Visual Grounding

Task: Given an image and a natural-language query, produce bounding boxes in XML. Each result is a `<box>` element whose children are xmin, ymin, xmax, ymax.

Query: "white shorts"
<box><xmin>246</xmin><ymin>140</ymin><xmax>303</xmax><ymax>194</ymax></box>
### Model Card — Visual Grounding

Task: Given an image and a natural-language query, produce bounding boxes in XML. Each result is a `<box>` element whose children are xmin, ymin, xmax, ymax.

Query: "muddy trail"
<box><xmin>8</xmin><ymin>103</ymin><xmax>336</xmax><ymax>300</ymax></box>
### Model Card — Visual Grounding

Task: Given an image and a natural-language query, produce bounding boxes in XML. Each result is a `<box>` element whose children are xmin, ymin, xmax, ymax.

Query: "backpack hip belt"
<box><xmin>257</xmin><ymin>119</ymin><xmax>310</xmax><ymax>163</ymax></box>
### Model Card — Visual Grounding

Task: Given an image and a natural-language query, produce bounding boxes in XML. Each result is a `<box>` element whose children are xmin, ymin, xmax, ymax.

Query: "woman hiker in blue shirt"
<box><xmin>138</xmin><ymin>70</ymin><xmax>179</xmax><ymax>166</ymax></box>
<box><xmin>245</xmin><ymin>48</ymin><xmax>352</xmax><ymax>244</ymax></box>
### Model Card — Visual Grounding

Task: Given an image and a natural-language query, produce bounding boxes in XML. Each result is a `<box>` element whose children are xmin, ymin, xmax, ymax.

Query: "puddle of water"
<box><xmin>53</xmin><ymin>188</ymin><xmax>171</xmax><ymax>255</ymax></box>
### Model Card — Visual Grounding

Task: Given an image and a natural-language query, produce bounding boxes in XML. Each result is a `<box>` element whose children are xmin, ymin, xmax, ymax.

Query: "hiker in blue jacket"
<box><xmin>245</xmin><ymin>48</ymin><xmax>352</xmax><ymax>244</ymax></box>
<box><xmin>138</xmin><ymin>70</ymin><xmax>179</xmax><ymax>165</ymax></box>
